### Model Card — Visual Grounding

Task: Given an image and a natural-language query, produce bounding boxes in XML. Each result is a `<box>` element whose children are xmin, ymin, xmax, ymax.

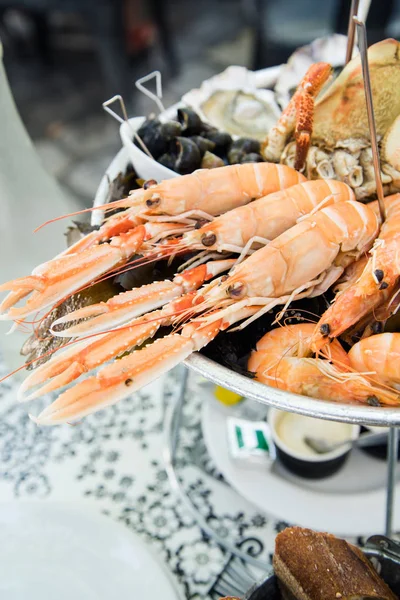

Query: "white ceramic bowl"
<box><xmin>119</xmin><ymin>116</ymin><xmax>179</xmax><ymax>182</ymax></box>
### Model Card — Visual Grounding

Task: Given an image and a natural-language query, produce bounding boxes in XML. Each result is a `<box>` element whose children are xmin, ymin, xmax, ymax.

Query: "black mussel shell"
<box><xmin>158</xmin><ymin>152</ymin><xmax>176</xmax><ymax>171</ymax></box>
<box><xmin>160</xmin><ymin>120</ymin><xmax>183</xmax><ymax>140</ymax></box>
<box><xmin>202</xmin><ymin>131</ymin><xmax>232</xmax><ymax>156</ymax></box>
<box><xmin>201</xmin><ymin>296</ymin><xmax>328</xmax><ymax>375</ymax></box>
<box><xmin>240</xmin><ymin>152</ymin><xmax>265</xmax><ymax>163</ymax></box>
<box><xmin>190</xmin><ymin>135</ymin><xmax>216</xmax><ymax>157</ymax></box>
<box><xmin>201</xmin><ymin>151</ymin><xmax>225</xmax><ymax>169</ymax></box>
<box><xmin>177</xmin><ymin>108</ymin><xmax>203</xmax><ymax>135</ymax></box>
<box><xmin>230</xmin><ymin>137</ymin><xmax>260</xmax><ymax>154</ymax></box>
<box><xmin>227</xmin><ymin>148</ymin><xmax>245</xmax><ymax>165</ymax></box>
<box><xmin>135</xmin><ymin>118</ymin><xmax>168</xmax><ymax>159</ymax></box>
<box><xmin>174</xmin><ymin>137</ymin><xmax>201</xmax><ymax>174</ymax></box>
<box><xmin>200</xmin><ymin>122</ymin><xmax>218</xmax><ymax>134</ymax></box>
<box><xmin>115</xmin><ymin>251</ymin><xmax>195</xmax><ymax>292</ymax></box>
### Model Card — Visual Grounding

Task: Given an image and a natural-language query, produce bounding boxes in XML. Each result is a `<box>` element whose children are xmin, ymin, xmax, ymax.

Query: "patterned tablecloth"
<box><xmin>0</xmin><ymin>357</ymin><xmax>284</xmax><ymax>600</ymax></box>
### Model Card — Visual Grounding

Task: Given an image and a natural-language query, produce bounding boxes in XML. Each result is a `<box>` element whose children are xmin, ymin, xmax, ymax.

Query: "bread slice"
<box><xmin>273</xmin><ymin>527</ymin><xmax>397</xmax><ymax>600</ymax></box>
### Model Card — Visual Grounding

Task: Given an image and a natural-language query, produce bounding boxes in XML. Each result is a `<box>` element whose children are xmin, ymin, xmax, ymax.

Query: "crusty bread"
<box><xmin>273</xmin><ymin>527</ymin><xmax>397</xmax><ymax>600</ymax></box>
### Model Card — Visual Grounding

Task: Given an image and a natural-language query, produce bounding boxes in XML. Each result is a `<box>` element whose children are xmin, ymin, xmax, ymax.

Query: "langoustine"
<box><xmin>17</xmin><ymin>180</ymin><xmax>354</xmax><ymax>400</ymax></box>
<box><xmin>28</xmin><ymin>199</ymin><xmax>380</xmax><ymax>424</ymax></box>
<box><xmin>0</xmin><ymin>163</ymin><xmax>305</xmax><ymax>321</ymax></box>
<box><xmin>311</xmin><ymin>193</ymin><xmax>400</xmax><ymax>352</ymax></box>
<box><xmin>50</xmin><ymin>179</ymin><xmax>355</xmax><ymax>338</ymax></box>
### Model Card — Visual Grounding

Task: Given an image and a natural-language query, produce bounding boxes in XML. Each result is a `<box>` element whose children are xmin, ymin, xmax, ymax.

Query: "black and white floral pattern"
<box><xmin>0</xmin><ymin>360</ymin><xmax>277</xmax><ymax>599</ymax></box>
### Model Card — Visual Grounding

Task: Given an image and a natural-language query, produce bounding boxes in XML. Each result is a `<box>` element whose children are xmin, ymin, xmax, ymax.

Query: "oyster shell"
<box><xmin>275</xmin><ymin>34</ymin><xmax>359</xmax><ymax>108</ymax></box>
<box><xmin>182</xmin><ymin>66</ymin><xmax>281</xmax><ymax>140</ymax></box>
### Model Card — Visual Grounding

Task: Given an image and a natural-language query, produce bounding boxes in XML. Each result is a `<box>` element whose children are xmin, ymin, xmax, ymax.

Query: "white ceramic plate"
<box><xmin>201</xmin><ymin>395</ymin><xmax>400</xmax><ymax>536</ymax></box>
<box><xmin>0</xmin><ymin>503</ymin><xmax>182</xmax><ymax>600</ymax></box>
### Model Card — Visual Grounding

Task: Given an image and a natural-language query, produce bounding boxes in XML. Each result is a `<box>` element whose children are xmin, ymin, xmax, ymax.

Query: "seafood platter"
<box><xmin>2</xmin><ymin>32</ymin><xmax>400</xmax><ymax>435</ymax></box>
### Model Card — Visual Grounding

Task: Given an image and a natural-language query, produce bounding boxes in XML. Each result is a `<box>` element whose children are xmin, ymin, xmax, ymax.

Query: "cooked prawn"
<box><xmin>248</xmin><ymin>323</ymin><xmax>398</xmax><ymax>405</ymax></box>
<box><xmin>341</xmin><ymin>281</ymin><xmax>400</xmax><ymax>344</ymax></box>
<box><xmin>349</xmin><ymin>333</ymin><xmax>400</xmax><ymax>390</ymax></box>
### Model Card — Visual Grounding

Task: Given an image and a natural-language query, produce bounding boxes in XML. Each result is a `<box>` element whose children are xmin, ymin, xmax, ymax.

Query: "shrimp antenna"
<box><xmin>33</xmin><ymin>199</ymin><xmax>135</xmax><ymax>233</ymax></box>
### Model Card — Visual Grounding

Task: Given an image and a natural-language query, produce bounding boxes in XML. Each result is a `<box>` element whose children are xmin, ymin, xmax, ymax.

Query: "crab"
<box><xmin>262</xmin><ymin>38</ymin><xmax>400</xmax><ymax>200</ymax></box>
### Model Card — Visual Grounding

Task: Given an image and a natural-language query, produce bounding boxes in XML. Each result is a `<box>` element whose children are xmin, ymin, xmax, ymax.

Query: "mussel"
<box><xmin>190</xmin><ymin>135</ymin><xmax>216</xmax><ymax>157</ymax></box>
<box><xmin>158</xmin><ymin>153</ymin><xmax>176</xmax><ymax>171</ymax></box>
<box><xmin>177</xmin><ymin>108</ymin><xmax>203</xmax><ymax>135</ymax></box>
<box><xmin>227</xmin><ymin>148</ymin><xmax>244</xmax><ymax>164</ymax></box>
<box><xmin>160</xmin><ymin>120</ymin><xmax>183</xmax><ymax>140</ymax></box>
<box><xmin>135</xmin><ymin>118</ymin><xmax>168</xmax><ymax>159</ymax></box>
<box><xmin>240</xmin><ymin>152</ymin><xmax>264</xmax><ymax>163</ymax></box>
<box><xmin>174</xmin><ymin>137</ymin><xmax>201</xmax><ymax>174</ymax></box>
<box><xmin>230</xmin><ymin>137</ymin><xmax>260</xmax><ymax>154</ymax></box>
<box><xmin>201</xmin><ymin>151</ymin><xmax>225</xmax><ymax>169</ymax></box>
<box><xmin>202</xmin><ymin>131</ymin><xmax>232</xmax><ymax>157</ymax></box>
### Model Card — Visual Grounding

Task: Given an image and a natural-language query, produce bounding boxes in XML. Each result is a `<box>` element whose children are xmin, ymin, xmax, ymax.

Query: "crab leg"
<box><xmin>51</xmin><ymin>259</ymin><xmax>235</xmax><ymax>337</ymax></box>
<box><xmin>262</xmin><ymin>62</ymin><xmax>332</xmax><ymax>169</ymax></box>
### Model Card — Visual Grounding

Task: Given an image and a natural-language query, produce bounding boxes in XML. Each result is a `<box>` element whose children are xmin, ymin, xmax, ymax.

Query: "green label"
<box><xmin>235</xmin><ymin>425</ymin><xmax>245</xmax><ymax>448</ymax></box>
<box><xmin>256</xmin><ymin>429</ymin><xmax>269</xmax><ymax>451</ymax></box>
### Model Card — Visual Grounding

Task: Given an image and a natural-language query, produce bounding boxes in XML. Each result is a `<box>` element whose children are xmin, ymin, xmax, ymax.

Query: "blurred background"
<box><xmin>1</xmin><ymin>0</ymin><xmax>400</xmax><ymax>208</ymax></box>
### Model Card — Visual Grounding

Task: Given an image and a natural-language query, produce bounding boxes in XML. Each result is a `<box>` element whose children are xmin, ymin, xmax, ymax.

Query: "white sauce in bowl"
<box><xmin>275</xmin><ymin>413</ymin><xmax>353</xmax><ymax>458</ymax></box>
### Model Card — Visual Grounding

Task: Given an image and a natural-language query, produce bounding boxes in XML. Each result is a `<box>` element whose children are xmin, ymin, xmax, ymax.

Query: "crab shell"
<box><xmin>281</xmin><ymin>38</ymin><xmax>400</xmax><ymax>200</ymax></box>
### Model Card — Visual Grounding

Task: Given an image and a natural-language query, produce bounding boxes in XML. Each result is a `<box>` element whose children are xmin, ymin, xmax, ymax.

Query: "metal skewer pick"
<box><xmin>353</xmin><ymin>17</ymin><xmax>386</xmax><ymax>222</ymax></box>
<box><xmin>102</xmin><ymin>95</ymin><xmax>153</xmax><ymax>159</ymax></box>
<box><xmin>135</xmin><ymin>71</ymin><xmax>165</xmax><ymax>114</ymax></box>
<box><xmin>345</xmin><ymin>0</ymin><xmax>360</xmax><ymax>64</ymax></box>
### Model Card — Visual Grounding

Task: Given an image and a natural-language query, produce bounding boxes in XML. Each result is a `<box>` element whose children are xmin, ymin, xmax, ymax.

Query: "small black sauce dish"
<box><xmin>268</xmin><ymin>409</ymin><xmax>360</xmax><ymax>480</ymax></box>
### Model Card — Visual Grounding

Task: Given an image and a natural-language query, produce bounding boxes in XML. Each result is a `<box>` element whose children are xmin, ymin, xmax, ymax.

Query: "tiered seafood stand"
<box><xmin>94</xmin><ymin>142</ymin><xmax>400</xmax><ymax>574</ymax></box>
<box><xmin>91</xmin><ymin>5</ymin><xmax>400</xmax><ymax>578</ymax></box>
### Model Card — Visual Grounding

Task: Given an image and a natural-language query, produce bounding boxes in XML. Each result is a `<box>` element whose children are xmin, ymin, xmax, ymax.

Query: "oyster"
<box><xmin>200</xmin><ymin>90</ymin><xmax>279</xmax><ymax>140</ymax></box>
<box><xmin>182</xmin><ymin>66</ymin><xmax>281</xmax><ymax>140</ymax></box>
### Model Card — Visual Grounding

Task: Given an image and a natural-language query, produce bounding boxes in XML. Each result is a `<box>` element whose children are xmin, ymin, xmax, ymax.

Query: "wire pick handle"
<box><xmin>135</xmin><ymin>71</ymin><xmax>165</xmax><ymax>114</ymax></box>
<box><xmin>353</xmin><ymin>16</ymin><xmax>386</xmax><ymax>222</ymax></box>
<box><xmin>102</xmin><ymin>95</ymin><xmax>153</xmax><ymax>159</ymax></box>
<box><xmin>345</xmin><ymin>0</ymin><xmax>360</xmax><ymax>64</ymax></box>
